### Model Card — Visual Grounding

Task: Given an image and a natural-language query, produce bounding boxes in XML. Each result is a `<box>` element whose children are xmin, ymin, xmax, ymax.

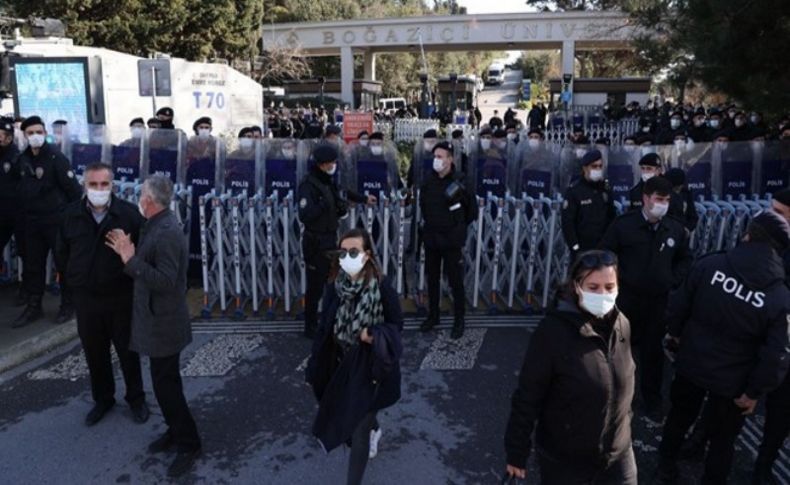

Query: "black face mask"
<box><xmin>159</xmin><ymin>119</ymin><xmax>174</xmax><ymax>129</ymax></box>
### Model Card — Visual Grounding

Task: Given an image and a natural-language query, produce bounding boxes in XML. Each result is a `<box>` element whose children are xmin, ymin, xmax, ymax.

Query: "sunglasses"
<box><xmin>332</xmin><ymin>248</ymin><xmax>363</xmax><ymax>259</ymax></box>
<box><xmin>576</xmin><ymin>251</ymin><xmax>618</xmax><ymax>269</ymax></box>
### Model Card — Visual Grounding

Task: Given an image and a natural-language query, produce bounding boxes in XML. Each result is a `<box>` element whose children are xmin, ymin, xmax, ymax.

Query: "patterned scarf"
<box><xmin>334</xmin><ymin>272</ymin><xmax>384</xmax><ymax>347</ymax></box>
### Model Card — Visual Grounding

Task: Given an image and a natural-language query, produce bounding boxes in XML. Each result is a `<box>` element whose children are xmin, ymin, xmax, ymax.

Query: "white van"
<box><xmin>486</xmin><ymin>63</ymin><xmax>505</xmax><ymax>86</ymax></box>
<box><xmin>379</xmin><ymin>97</ymin><xmax>407</xmax><ymax>111</ymax></box>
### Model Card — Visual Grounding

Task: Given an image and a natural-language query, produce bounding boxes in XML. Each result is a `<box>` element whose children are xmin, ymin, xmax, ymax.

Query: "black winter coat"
<box><xmin>17</xmin><ymin>143</ymin><xmax>81</xmax><ymax>221</ymax></box>
<box><xmin>306</xmin><ymin>276</ymin><xmax>403</xmax><ymax>452</ymax></box>
<box><xmin>667</xmin><ymin>243</ymin><xmax>790</xmax><ymax>399</ymax></box>
<box><xmin>420</xmin><ymin>170</ymin><xmax>478</xmax><ymax>250</ymax></box>
<box><xmin>505</xmin><ymin>301</ymin><xmax>635</xmax><ymax>470</ymax></box>
<box><xmin>560</xmin><ymin>177</ymin><xmax>616</xmax><ymax>251</ymax></box>
<box><xmin>0</xmin><ymin>143</ymin><xmax>20</xmax><ymax>217</ymax></box>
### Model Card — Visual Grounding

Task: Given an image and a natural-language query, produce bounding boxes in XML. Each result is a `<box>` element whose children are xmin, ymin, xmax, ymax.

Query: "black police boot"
<box><xmin>419</xmin><ymin>315</ymin><xmax>439</xmax><ymax>333</ymax></box>
<box><xmin>55</xmin><ymin>304</ymin><xmax>74</xmax><ymax>324</ymax></box>
<box><xmin>450</xmin><ymin>317</ymin><xmax>465</xmax><ymax>340</ymax></box>
<box><xmin>11</xmin><ymin>302</ymin><xmax>43</xmax><ymax>328</ymax></box>
<box><xmin>167</xmin><ymin>448</ymin><xmax>201</xmax><ymax>477</ymax></box>
<box><xmin>85</xmin><ymin>400</ymin><xmax>115</xmax><ymax>426</ymax></box>
<box><xmin>679</xmin><ymin>424</ymin><xmax>707</xmax><ymax>462</ymax></box>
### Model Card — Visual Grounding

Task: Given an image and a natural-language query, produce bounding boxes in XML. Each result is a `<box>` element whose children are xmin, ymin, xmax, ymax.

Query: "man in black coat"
<box><xmin>418</xmin><ymin>141</ymin><xmax>478</xmax><ymax>339</ymax></box>
<box><xmin>600</xmin><ymin>176</ymin><xmax>692</xmax><ymax>419</ymax></box>
<box><xmin>628</xmin><ymin>153</ymin><xmax>664</xmax><ymax>212</ymax></box>
<box><xmin>561</xmin><ymin>150</ymin><xmax>616</xmax><ymax>258</ymax></box>
<box><xmin>13</xmin><ymin>116</ymin><xmax>82</xmax><ymax>328</ymax></box>
<box><xmin>657</xmin><ymin>211</ymin><xmax>790</xmax><ymax>485</ymax></box>
<box><xmin>106</xmin><ymin>174</ymin><xmax>201</xmax><ymax>478</ymax></box>
<box><xmin>665</xmin><ymin>168</ymin><xmax>699</xmax><ymax>231</ymax></box>
<box><xmin>0</xmin><ymin>117</ymin><xmax>21</xmax><ymax>291</ymax></box>
<box><xmin>56</xmin><ymin>163</ymin><xmax>148</xmax><ymax>426</ymax></box>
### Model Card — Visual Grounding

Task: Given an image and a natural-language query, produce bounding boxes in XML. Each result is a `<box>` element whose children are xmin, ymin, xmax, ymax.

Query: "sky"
<box><xmin>456</xmin><ymin>0</ymin><xmax>538</xmax><ymax>14</ymax></box>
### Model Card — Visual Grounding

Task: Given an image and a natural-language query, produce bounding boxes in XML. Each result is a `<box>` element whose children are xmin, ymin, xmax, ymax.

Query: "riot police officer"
<box><xmin>561</xmin><ymin>150</ymin><xmax>616</xmax><ymax>257</ymax></box>
<box><xmin>657</xmin><ymin>211</ymin><xmax>790</xmax><ymax>485</ymax></box>
<box><xmin>12</xmin><ymin>116</ymin><xmax>82</xmax><ymax>327</ymax></box>
<box><xmin>0</xmin><ymin>117</ymin><xmax>21</xmax><ymax>295</ymax></box>
<box><xmin>418</xmin><ymin>141</ymin><xmax>478</xmax><ymax>339</ymax></box>
<box><xmin>600</xmin><ymin>176</ymin><xmax>692</xmax><ymax>419</ymax></box>
<box><xmin>628</xmin><ymin>153</ymin><xmax>664</xmax><ymax>212</ymax></box>
<box><xmin>665</xmin><ymin>168</ymin><xmax>699</xmax><ymax>231</ymax></box>
<box><xmin>297</xmin><ymin>145</ymin><xmax>366</xmax><ymax>339</ymax></box>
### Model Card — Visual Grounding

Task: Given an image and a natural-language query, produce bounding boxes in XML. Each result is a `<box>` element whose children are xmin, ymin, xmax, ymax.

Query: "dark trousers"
<box><xmin>0</xmin><ymin>213</ymin><xmax>23</xmax><ymax>278</ymax></box>
<box><xmin>75</xmin><ymin>293</ymin><xmax>144</xmax><ymax>406</ymax></box>
<box><xmin>347</xmin><ymin>412</ymin><xmax>378</xmax><ymax>485</ymax></box>
<box><xmin>660</xmin><ymin>374</ymin><xmax>746</xmax><ymax>484</ymax></box>
<box><xmin>757</xmin><ymin>371</ymin><xmax>790</xmax><ymax>466</ymax></box>
<box><xmin>425</xmin><ymin>246</ymin><xmax>465</xmax><ymax>319</ymax></box>
<box><xmin>538</xmin><ymin>447</ymin><xmax>637</xmax><ymax>485</ymax></box>
<box><xmin>23</xmin><ymin>218</ymin><xmax>70</xmax><ymax>306</ymax></box>
<box><xmin>150</xmin><ymin>353</ymin><xmax>201</xmax><ymax>452</ymax></box>
<box><xmin>617</xmin><ymin>291</ymin><xmax>668</xmax><ymax>407</ymax></box>
<box><xmin>303</xmin><ymin>243</ymin><xmax>331</xmax><ymax>332</ymax></box>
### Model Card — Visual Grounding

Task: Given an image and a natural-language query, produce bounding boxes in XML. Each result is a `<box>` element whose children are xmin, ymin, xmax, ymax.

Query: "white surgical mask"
<box><xmin>423</xmin><ymin>140</ymin><xmax>435</xmax><ymax>152</ymax></box>
<box><xmin>641</xmin><ymin>172</ymin><xmax>656</xmax><ymax>183</ymax></box>
<box><xmin>734</xmin><ymin>119</ymin><xmax>745</xmax><ymax>128</ymax></box>
<box><xmin>588</xmin><ymin>169</ymin><xmax>604</xmax><ymax>182</ymax></box>
<box><xmin>693</xmin><ymin>118</ymin><xmax>705</xmax><ymax>127</ymax></box>
<box><xmin>239</xmin><ymin>138</ymin><xmax>254</xmax><ymax>150</ymax></box>
<box><xmin>674</xmin><ymin>139</ymin><xmax>686</xmax><ymax>150</ymax></box>
<box><xmin>642</xmin><ymin>126</ymin><xmax>650</xmax><ymax>133</ymax></box>
<box><xmin>282</xmin><ymin>149</ymin><xmax>295</xmax><ymax>159</ymax></box>
<box><xmin>750</xmin><ymin>115</ymin><xmax>759</xmax><ymax>124</ymax></box>
<box><xmin>506</xmin><ymin>133</ymin><xmax>516</xmax><ymax>141</ymax></box>
<box><xmin>359</xmin><ymin>139</ymin><xmax>369</xmax><ymax>147</ymax></box>
<box><xmin>339</xmin><ymin>253</ymin><xmax>366</xmax><ymax>277</ymax></box>
<box><xmin>641</xmin><ymin>146</ymin><xmax>653</xmax><ymax>157</ymax></box>
<box><xmin>326</xmin><ymin>164</ymin><xmax>337</xmax><ymax>176</ymax></box>
<box><xmin>370</xmin><ymin>145</ymin><xmax>383</xmax><ymax>156</ymax></box>
<box><xmin>575</xmin><ymin>148</ymin><xmax>586</xmax><ymax>159</ymax></box>
<box><xmin>709</xmin><ymin>119</ymin><xmax>720</xmax><ymax>129</ymax></box>
<box><xmin>87</xmin><ymin>188</ymin><xmax>111</xmax><ymax>207</ymax></box>
<box><xmin>623</xmin><ymin>144</ymin><xmax>636</xmax><ymax>153</ymax></box>
<box><xmin>649</xmin><ymin>202</ymin><xmax>669</xmax><ymax>219</ymax></box>
<box><xmin>198</xmin><ymin>128</ymin><xmax>211</xmax><ymax>139</ymax></box>
<box><xmin>433</xmin><ymin>157</ymin><xmax>445</xmax><ymax>173</ymax></box>
<box><xmin>670</xmin><ymin>119</ymin><xmax>681</xmax><ymax>129</ymax></box>
<box><xmin>131</xmin><ymin>127</ymin><xmax>144</xmax><ymax>139</ymax></box>
<box><xmin>577</xmin><ymin>287</ymin><xmax>618</xmax><ymax>318</ymax></box>
<box><xmin>528</xmin><ymin>139</ymin><xmax>540</xmax><ymax>149</ymax></box>
<box><xmin>480</xmin><ymin>139</ymin><xmax>492</xmax><ymax>150</ymax></box>
<box><xmin>27</xmin><ymin>134</ymin><xmax>45</xmax><ymax>148</ymax></box>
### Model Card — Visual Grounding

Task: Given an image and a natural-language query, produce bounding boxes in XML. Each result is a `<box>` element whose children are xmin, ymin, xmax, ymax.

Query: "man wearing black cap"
<box><xmin>628</xmin><ymin>153</ymin><xmax>664</xmax><ymax>212</ymax></box>
<box><xmin>489</xmin><ymin>110</ymin><xmax>503</xmax><ymax>130</ymax></box>
<box><xmin>186</xmin><ymin>116</ymin><xmax>216</xmax><ymax>160</ymax></box>
<box><xmin>406</xmin><ymin>128</ymin><xmax>439</xmax><ymax>188</ymax></box>
<box><xmin>323</xmin><ymin>124</ymin><xmax>342</xmax><ymax>146</ymax></box>
<box><xmin>297</xmin><ymin>144</ymin><xmax>354</xmax><ymax>339</ymax></box>
<box><xmin>561</xmin><ymin>150</ymin><xmax>616</xmax><ymax>257</ymax></box>
<box><xmin>418</xmin><ymin>141</ymin><xmax>477</xmax><ymax>339</ymax></box>
<box><xmin>156</xmin><ymin>107</ymin><xmax>175</xmax><ymax>129</ymax></box>
<box><xmin>13</xmin><ymin>116</ymin><xmax>82</xmax><ymax>327</ymax></box>
<box><xmin>688</xmin><ymin>110</ymin><xmax>710</xmax><ymax>143</ymax></box>
<box><xmin>450</xmin><ymin>129</ymin><xmax>468</xmax><ymax>173</ymax></box>
<box><xmin>121</xmin><ymin>118</ymin><xmax>146</xmax><ymax>147</ymax></box>
<box><xmin>600</xmin><ymin>176</ymin><xmax>692</xmax><ymax>420</ymax></box>
<box><xmin>0</xmin><ymin>117</ymin><xmax>22</xmax><ymax>297</ymax></box>
<box><xmin>665</xmin><ymin>168</ymin><xmax>699</xmax><ymax>231</ymax></box>
<box><xmin>657</xmin><ymin>210</ymin><xmax>790</xmax><ymax>485</ymax></box>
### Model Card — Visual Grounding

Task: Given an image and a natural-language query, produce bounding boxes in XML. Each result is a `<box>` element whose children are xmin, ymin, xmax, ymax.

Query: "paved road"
<box><xmin>478</xmin><ymin>69</ymin><xmax>525</xmax><ymax>126</ymax></box>
<box><xmin>0</xmin><ymin>317</ymin><xmax>787</xmax><ymax>484</ymax></box>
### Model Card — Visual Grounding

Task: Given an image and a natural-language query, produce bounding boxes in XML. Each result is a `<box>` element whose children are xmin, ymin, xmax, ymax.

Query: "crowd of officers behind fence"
<box><xmin>0</xmin><ymin>98</ymin><xmax>789</xmax><ymax>484</ymax></box>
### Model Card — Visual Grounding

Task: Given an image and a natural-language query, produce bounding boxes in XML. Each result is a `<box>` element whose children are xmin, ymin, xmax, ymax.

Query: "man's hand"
<box><xmin>505</xmin><ymin>465</ymin><xmax>526</xmax><ymax>480</ymax></box>
<box><xmin>734</xmin><ymin>394</ymin><xmax>758</xmax><ymax>415</ymax></box>
<box><xmin>105</xmin><ymin>229</ymin><xmax>135</xmax><ymax>264</ymax></box>
<box><xmin>359</xmin><ymin>328</ymin><xmax>374</xmax><ymax>344</ymax></box>
<box><xmin>366</xmin><ymin>194</ymin><xmax>378</xmax><ymax>205</ymax></box>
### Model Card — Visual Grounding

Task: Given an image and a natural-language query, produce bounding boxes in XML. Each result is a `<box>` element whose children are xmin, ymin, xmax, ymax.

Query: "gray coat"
<box><xmin>124</xmin><ymin>209</ymin><xmax>192</xmax><ymax>357</ymax></box>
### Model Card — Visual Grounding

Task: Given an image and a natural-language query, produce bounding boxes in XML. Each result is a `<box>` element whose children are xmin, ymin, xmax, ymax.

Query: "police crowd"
<box><xmin>0</xmin><ymin>97</ymin><xmax>789</xmax><ymax>485</ymax></box>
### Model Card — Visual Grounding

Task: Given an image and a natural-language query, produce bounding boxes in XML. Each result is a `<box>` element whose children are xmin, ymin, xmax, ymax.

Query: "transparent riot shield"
<box><xmin>679</xmin><ymin>142</ymin><xmax>714</xmax><ymax>200</ymax></box>
<box><xmin>67</xmin><ymin>124</ymin><xmax>107</xmax><ymax>177</ymax></box>
<box><xmin>185</xmin><ymin>134</ymin><xmax>224</xmax><ymax>278</ymax></box>
<box><xmin>110</xmin><ymin>125</ymin><xmax>144</xmax><ymax>181</ymax></box>
<box><xmin>346</xmin><ymin>141</ymin><xmax>399</xmax><ymax>198</ymax></box>
<box><xmin>559</xmin><ymin>143</ymin><xmax>589</xmax><ymax>190</ymax></box>
<box><xmin>409</xmin><ymin>139</ymin><xmax>437</xmax><ymax>189</ymax></box>
<box><xmin>516</xmin><ymin>139</ymin><xmax>556</xmax><ymax>198</ymax></box>
<box><xmin>262</xmin><ymin>138</ymin><xmax>304</xmax><ymax>199</ymax></box>
<box><xmin>606</xmin><ymin>145</ymin><xmax>638</xmax><ymax>203</ymax></box>
<box><xmin>224</xmin><ymin>138</ymin><xmax>262</xmax><ymax>196</ymax></box>
<box><xmin>143</xmin><ymin>128</ymin><xmax>185</xmax><ymax>184</ymax></box>
<box><xmin>469</xmin><ymin>138</ymin><xmax>511</xmax><ymax>198</ymax></box>
<box><xmin>757</xmin><ymin>140</ymin><xmax>790</xmax><ymax>196</ymax></box>
<box><xmin>715</xmin><ymin>141</ymin><xmax>756</xmax><ymax>198</ymax></box>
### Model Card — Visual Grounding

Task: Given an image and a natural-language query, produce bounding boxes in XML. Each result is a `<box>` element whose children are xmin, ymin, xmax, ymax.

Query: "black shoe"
<box><xmin>167</xmin><ymin>448</ymin><xmax>201</xmax><ymax>478</ymax></box>
<box><xmin>419</xmin><ymin>317</ymin><xmax>438</xmax><ymax>333</ymax></box>
<box><xmin>148</xmin><ymin>432</ymin><xmax>174</xmax><ymax>454</ymax></box>
<box><xmin>13</xmin><ymin>291</ymin><xmax>28</xmax><ymax>307</ymax></box>
<box><xmin>450</xmin><ymin>318</ymin><xmax>465</xmax><ymax>340</ymax></box>
<box><xmin>85</xmin><ymin>401</ymin><xmax>114</xmax><ymax>426</ymax></box>
<box><xmin>656</xmin><ymin>458</ymin><xmax>679</xmax><ymax>484</ymax></box>
<box><xmin>11</xmin><ymin>304</ymin><xmax>43</xmax><ymax>328</ymax></box>
<box><xmin>130</xmin><ymin>401</ymin><xmax>150</xmax><ymax>424</ymax></box>
<box><xmin>55</xmin><ymin>306</ymin><xmax>74</xmax><ymax>324</ymax></box>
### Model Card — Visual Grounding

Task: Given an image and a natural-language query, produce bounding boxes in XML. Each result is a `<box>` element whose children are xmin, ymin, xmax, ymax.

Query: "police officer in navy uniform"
<box><xmin>600</xmin><ymin>176</ymin><xmax>692</xmax><ymax>419</ymax></box>
<box><xmin>0</xmin><ymin>117</ymin><xmax>21</xmax><ymax>279</ymax></box>
<box><xmin>657</xmin><ymin>211</ymin><xmax>790</xmax><ymax>485</ymax></box>
<box><xmin>628</xmin><ymin>153</ymin><xmax>663</xmax><ymax>212</ymax></box>
<box><xmin>561</xmin><ymin>149</ymin><xmax>616</xmax><ymax>258</ymax></box>
<box><xmin>12</xmin><ymin>116</ymin><xmax>81</xmax><ymax>328</ymax></box>
<box><xmin>298</xmin><ymin>144</ymin><xmax>368</xmax><ymax>339</ymax></box>
<box><xmin>665</xmin><ymin>167</ymin><xmax>699</xmax><ymax>231</ymax></box>
<box><xmin>418</xmin><ymin>141</ymin><xmax>478</xmax><ymax>339</ymax></box>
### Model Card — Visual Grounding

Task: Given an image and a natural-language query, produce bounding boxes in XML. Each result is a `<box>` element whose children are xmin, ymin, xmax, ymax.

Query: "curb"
<box><xmin>0</xmin><ymin>320</ymin><xmax>78</xmax><ymax>375</ymax></box>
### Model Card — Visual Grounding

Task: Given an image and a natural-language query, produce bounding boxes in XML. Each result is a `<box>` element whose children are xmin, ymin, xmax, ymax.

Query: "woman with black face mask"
<box><xmin>306</xmin><ymin>228</ymin><xmax>403</xmax><ymax>485</ymax></box>
<box><xmin>503</xmin><ymin>250</ymin><xmax>637</xmax><ymax>484</ymax></box>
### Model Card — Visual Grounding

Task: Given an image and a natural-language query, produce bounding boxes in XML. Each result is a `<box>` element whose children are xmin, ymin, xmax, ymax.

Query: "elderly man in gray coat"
<box><xmin>106</xmin><ymin>174</ymin><xmax>201</xmax><ymax>478</ymax></box>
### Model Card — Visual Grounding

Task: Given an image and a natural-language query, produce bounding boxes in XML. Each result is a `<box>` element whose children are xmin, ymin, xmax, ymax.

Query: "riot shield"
<box><xmin>224</xmin><ymin>138</ymin><xmax>262</xmax><ymax>196</ymax></box>
<box><xmin>144</xmin><ymin>128</ymin><xmax>185</xmax><ymax>184</ymax></box>
<box><xmin>409</xmin><ymin>140</ymin><xmax>437</xmax><ymax>189</ymax></box>
<box><xmin>757</xmin><ymin>140</ymin><xmax>790</xmax><ymax>196</ymax></box>
<box><xmin>110</xmin><ymin>126</ymin><xmax>143</xmax><ymax>181</ymax></box>
<box><xmin>67</xmin><ymin>124</ymin><xmax>107</xmax><ymax>176</ymax></box>
<box><xmin>606</xmin><ymin>146</ymin><xmax>639</xmax><ymax>203</ymax></box>
<box><xmin>469</xmin><ymin>139</ymin><xmax>512</xmax><ymax>198</ymax></box>
<box><xmin>679</xmin><ymin>142</ymin><xmax>714</xmax><ymax>200</ymax></box>
<box><xmin>717</xmin><ymin>141</ymin><xmax>756</xmax><ymax>198</ymax></box>
<box><xmin>263</xmin><ymin>138</ymin><xmax>303</xmax><ymax>199</ymax></box>
<box><xmin>559</xmin><ymin>144</ymin><xmax>589</xmax><ymax>190</ymax></box>
<box><xmin>516</xmin><ymin>139</ymin><xmax>556</xmax><ymax>198</ymax></box>
<box><xmin>185</xmin><ymin>134</ymin><xmax>223</xmax><ymax>278</ymax></box>
<box><xmin>346</xmin><ymin>141</ymin><xmax>399</xmax><ymax>198</ymax></box>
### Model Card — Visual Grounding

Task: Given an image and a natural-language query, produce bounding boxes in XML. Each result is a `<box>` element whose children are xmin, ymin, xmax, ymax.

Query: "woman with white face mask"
<box><xmin>504</xmin><ymin>250</ymin><xmax>637</xmax><ymax>484</ymax></box>
<box><xmin>306</xmin><ymin>228</ymin><xmax>403</xmax><ymax>485</ymax></box>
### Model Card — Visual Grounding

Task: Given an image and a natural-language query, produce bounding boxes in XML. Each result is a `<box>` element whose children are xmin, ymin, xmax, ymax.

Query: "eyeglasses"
<box><xmin>576</xmin><ymin>251</ymin><xmax>618</xmax><ymax>269</ymax></box>
<box><xmin>334</xmin><ymin>248</ymin><xmax>362</xmax><ymax>259</ymax></box>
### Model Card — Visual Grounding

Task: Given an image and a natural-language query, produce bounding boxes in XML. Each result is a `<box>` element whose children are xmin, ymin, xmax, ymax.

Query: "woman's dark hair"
<box><xmin>327</xmin><ymin>227</ymin><xmax>382</xmax><ymax>282</ymax></box>
<box><xmin>557</xmin><ymin>250</ymin><xmax>620</xmax><ymax>304</ymax></box>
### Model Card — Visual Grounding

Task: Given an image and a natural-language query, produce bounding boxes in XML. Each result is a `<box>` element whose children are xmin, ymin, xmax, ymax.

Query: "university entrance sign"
<box><xmin>262</xmin><ymin>12</ymin><xmax>635</xmax><ymax>106</ymax></box>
